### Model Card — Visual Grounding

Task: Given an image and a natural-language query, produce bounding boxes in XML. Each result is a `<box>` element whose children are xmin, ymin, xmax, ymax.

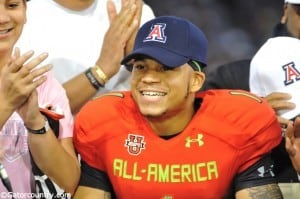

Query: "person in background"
<box><xmin>249</xmin><ymin>36</ymin><xmax>300</xmax><ymax>182</ymax></box>
<box><xmin>203</xmin><ymin>0</ymin><xmax>300</xmax><ymax>93</ymax></box>
<box><xmin>73</xmin><ymin>15</ymin><xmax>283</xmax><ymax>199</ymax></box>
<box><xmin>202</xmin><ymin>0</ymin><xmax>300</xmax><ymax>184</ymax></box>
<box><xmin>273</xmin><ymin>0</ymin><xmax>300</xmax><ymax>38</ymax></box>
<box><xmin>201</xmin><ymin>59</ymin><xmax>251</xmax><ymax>91</ymax></box>
<box><xmin>0</xmin><ymin>0</ymin><xmax>139</xmax><ymax>198</ymax></box>
<box><xmin>0</xmin><ymin>0</ymin><xmax>79</xmax><ymax>197</ymax></box>
<box><xmin>17</xmin><ymin>0</ymin><xmax>155</xmax><ymax>114</ymax></box>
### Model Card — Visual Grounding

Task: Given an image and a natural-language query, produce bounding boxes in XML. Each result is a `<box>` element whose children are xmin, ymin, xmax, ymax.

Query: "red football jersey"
<box><xmin>74</xmin><ymin>90</ymin><xmax>282</xmax><ymax>198</ymax></box>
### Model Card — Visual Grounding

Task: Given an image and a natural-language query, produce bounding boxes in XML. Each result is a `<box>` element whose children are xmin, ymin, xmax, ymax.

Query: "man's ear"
<box><xmin>190</xmin><ymin>71</ymin><xmax>205</xmax><ymax>92</ymax></box>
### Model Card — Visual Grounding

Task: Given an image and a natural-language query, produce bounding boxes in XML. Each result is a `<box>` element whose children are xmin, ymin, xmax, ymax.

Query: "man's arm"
<box><xmin>73</xmin><ymin>161</ymin><xmax>114</xmax><ymax>199</ymax></box>
<box><xmin>15</xmin><ymin>54</ymin><xmax>80</xmax><ymax>194</ymax></box>
<box><xmin>63</xmin><ymin>0</ymin><xmax>140</xmax><ymax>114</ymax></box>
<box><xmin>236</xmin><ymin>184</ymin><xmax>283</xmax><ymax>199</ymax></box>
<box><xmin>74</xmin><ymin>186</ymin><xmax>111</xmax><ymax>199</ymax></box>
<box><xmin>18</xmin><ymin>90</ymin><xmax>80</xmax><ymax>194</ymax></box>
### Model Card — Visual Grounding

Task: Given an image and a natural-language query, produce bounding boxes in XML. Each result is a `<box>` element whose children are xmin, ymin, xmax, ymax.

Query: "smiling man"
<box><xmin>73</xmin><ymin>16</ymin><xmax>284</xmax><ymax>199</ymax></box>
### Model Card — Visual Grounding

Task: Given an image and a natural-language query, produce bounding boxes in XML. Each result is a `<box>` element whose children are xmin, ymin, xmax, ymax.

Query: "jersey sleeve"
<box><xmin>74</xmin><ymin>99</ymin><xmax>104</xmax><ymax>171</ymax></box>
<box><xmin>234</xmin><ymin>154</ymin><xmax>277</xmax><ymax>191</ymax></box>
<box><xmin>225</xmin><ymin>91</ymin><xmax>282</xmax><ymax>173</ymax></box>
<box><xmin>199</xmin><ymin>90</ymin><xmax>282</xmax><ymax>173</ymax></box>
<box><xmin>73</xmin><ymin>92</ymin><xmax>128</xmax><ymax>171</ymax></box>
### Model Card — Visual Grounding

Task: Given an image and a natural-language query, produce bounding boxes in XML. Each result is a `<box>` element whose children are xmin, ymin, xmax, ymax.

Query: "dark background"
<box><xmin>143</xmin><ymin>0</ymin><xmax>284</xmax><ymax>69</ymax></box>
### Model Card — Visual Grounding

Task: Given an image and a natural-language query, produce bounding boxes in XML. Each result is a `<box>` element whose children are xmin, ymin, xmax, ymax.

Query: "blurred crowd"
<box><xmin>144</xmin><ymin>0</ymin><xmax>283</xmax><ymax>68</ymax></box>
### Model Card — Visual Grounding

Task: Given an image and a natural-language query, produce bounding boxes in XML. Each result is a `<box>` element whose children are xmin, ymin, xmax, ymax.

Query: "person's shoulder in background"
<box><xmin>201</xmin><ymin>59</ymin><xmax>251</xmax><ymax>91</ymax></box>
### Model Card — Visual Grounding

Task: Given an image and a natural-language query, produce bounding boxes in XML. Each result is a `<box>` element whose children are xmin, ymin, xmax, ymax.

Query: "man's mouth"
<box><xmin>0</xmin><ymin>28</ymin><xmax>12</xmax><ymax>34</ymax></box>
<box><xmin>141</xmin><ymin>91</ymin><xmax>166</xmax><ymax>96</ymax></box>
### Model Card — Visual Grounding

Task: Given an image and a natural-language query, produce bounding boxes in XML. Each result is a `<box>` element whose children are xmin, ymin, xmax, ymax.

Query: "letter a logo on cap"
<box><xmin>144</xmin><ymin>23</ymin><xmax>167</xmax><ymax>43</ymax></box>
<box><xmin>282</xmin><ymin>62</ymin><xmax>300</xmax><ymax>86</ymax></box>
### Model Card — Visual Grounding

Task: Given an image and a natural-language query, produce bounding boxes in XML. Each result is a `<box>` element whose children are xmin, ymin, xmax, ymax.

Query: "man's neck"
<box><xmin>147</xmin><ymin>103</ymin><xmax>196</xmax><ymax>137</ymax></box>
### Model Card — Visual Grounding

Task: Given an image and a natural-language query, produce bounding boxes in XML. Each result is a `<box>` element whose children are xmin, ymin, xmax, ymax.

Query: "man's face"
<box><xmin>0</xmin><ymin>0</ymin><xmax>26</xmax><ymax>53</ymax></box>
<box><xmin>284</xmin><ymin>4</ymin><xmax>300</xmax><ymax>38</ymax></box>
<box><xmin>130</xmin><ymin>58</ymin><xmax>203</xmax><ymax>118</ymax></box>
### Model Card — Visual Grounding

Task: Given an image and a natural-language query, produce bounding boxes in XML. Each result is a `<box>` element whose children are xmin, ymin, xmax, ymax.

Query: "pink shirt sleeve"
<box><xmin>37</xmin><ymin>71</ymin><xmax>73</xmax><ymax>139</ymax></box>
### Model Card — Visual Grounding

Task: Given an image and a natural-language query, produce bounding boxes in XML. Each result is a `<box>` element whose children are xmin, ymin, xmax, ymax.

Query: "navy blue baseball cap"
<box><xmin>121</xmin><ymin>16</ymin><xmax>208</xmax><ymax>69</ymax></box>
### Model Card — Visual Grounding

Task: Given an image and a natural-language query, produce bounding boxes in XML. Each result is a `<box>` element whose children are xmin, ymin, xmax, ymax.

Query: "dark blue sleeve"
<box><xmin>234</xmin><ymin>154</ymin><xmax>278</xmax><ymax>192</ymax></box>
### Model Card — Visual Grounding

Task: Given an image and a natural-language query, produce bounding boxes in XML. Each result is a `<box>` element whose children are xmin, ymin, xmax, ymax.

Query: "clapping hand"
<box><xmin>285</xmin><ymin>117</ymin><xmax>300</xmax><ymax>173</ymax></box>
<box><xmin>0</xmin><ymin>48</ymin><xmax>51</xmax><ymax>112</ymax></box>
<box><xmin>94</xmin><ymin>0</ymin><xmax>139</xmax><ymax>79</ymax></box>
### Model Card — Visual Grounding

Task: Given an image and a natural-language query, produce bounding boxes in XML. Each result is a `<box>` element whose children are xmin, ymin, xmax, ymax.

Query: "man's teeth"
<box><xmin>142</xmin><ymin>91</ymin><xmax>166</xmax><ymax>96</ymax></box>
<box><xmin>0</xmin><ymin>29</ymin><xmax>9</xmax><ymax>34</ymax></box>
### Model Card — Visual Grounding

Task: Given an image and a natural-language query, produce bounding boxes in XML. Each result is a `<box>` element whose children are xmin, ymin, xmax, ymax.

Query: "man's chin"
<box><xmin>140</xmin><ymin>109</ymin><xmax>166</xmax><ymax>118</ymax></box>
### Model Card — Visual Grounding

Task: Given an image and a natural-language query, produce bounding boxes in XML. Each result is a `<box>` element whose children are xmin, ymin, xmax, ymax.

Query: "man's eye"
<box><xmin>8</xmin><ymin>3</ymin><xmax>19</xmax><ymax>8</ymax></box>
<box><xmin>133</xmin><ymin>64</ymin><xmax>145</xmax><ymax>70</ymax></box>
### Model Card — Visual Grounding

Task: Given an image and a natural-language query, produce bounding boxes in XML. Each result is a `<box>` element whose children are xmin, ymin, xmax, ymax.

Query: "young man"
<box><xmin>73</xmin><ymin>16</ymin><xmax>284</xmax><ymax>198</ymax></box>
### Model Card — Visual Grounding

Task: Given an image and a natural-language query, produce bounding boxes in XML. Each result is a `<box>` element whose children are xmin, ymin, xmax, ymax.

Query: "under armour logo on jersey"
<box><xmin>124</xmin><ymin>134</ymin><xmax>146</xmax><ymax>155</ymax></box>
<box><xmin>257</xmin><ymin>165</ymin><xmax>275</xmax><ymax>177</ymax></box>
<box><xmin>144</xmin><ymin>23</ymin><xmax>167</xmax><ymax>43</ymax></box>
<box><xmin>282</xmin><ymin>62</ymin><xmax>300</xmax><ymax>85</ymax></box>
<box><xmin>185</xmin><ymin>134</ymin><xmax>204</xmax><ymax>148</ymax></box>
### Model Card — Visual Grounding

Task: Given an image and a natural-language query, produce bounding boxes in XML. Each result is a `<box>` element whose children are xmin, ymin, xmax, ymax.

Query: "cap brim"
<box><xmin>121</xmin><ymin>46</ymin><xmax>189</xmax><ymax>68</ymax></box>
